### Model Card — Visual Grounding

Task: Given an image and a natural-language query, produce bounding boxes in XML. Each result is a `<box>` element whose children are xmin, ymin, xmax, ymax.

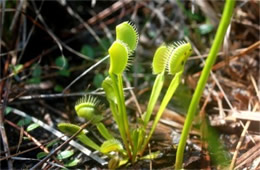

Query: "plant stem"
<box><xmin>143</xmin><ymin>73</ymin><xmax>165</xmax><ymax>126</ymax></box>
<box><xmin>175</xmin><ymin>0</ymin><xmax>235</xmax><ymax>169</ymax></box>
<box><xmin>109</xmin><ymin>73</ymin><xmax>132</xmax><ymax>159</ymax></box>
<box><xmin>141</xmin><ymin>71</ymin><xmax>183</xmax><ymax>155</ymax></box>
<box><xmin>117</xmin><ymin>75</ymin><xmax>134</xmax><ymax>150</ymax></box>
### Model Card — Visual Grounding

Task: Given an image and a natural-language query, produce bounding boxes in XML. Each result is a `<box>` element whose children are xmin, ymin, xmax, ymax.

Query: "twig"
<box><xmin>235</xmin><ymin>142</ymin><xmax>260</xmax><ymax>169</ymax></box>
<box><xmin>229</xmin><ymin>120</ymin><xmax>251</xmax><ymax>170</ymax></box>
<box><xmin>5</xmin><ymin>119</ymin><xmax>49</xmax><ymax>153</ymax></box>
<box><xmin>0</xmin><ymin>1</ymin><xmax>13</xmax><ymax>168</ymax></box>
<box><xmin>123</xmin><ymin>74</ymin><xmax>142</xmax><ymax>117</ymax></box>
<box><xmin>63</xmin><ymin>55</ymin><xmax>109</xmax><ymax>92</ymax></box>
<box><xmin>0</xmin><ymin>138</ymin><xmax>58</xmax><ymax>161</ymax></box>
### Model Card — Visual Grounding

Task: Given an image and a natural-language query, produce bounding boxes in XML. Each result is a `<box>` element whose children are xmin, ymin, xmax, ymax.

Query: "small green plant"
<box><xmin>58</xmin><ymin>21</ymin><xmax>192</xmax><ymax>169</ymax></box>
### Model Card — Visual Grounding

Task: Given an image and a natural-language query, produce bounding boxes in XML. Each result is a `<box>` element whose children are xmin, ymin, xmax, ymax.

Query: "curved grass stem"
<box><xmin>175</xmin><ymin>0</ymin><xmax>236</xmax><ymax>169</ymax></box>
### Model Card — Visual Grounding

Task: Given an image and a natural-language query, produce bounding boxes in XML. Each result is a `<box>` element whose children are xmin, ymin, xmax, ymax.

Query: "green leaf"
<box><xmin>58</xmin><ymin>69</ymin><xmax>70</xmax><ymax>77</ymax></box>
<box><xmin>64</xmin><ymin>158</ymin><xmax>80</xmax><ymax>167</ymax></box>
<box><xmin>37</xmin><ymin>152</ymin><xmax>48</xmax><ymax>159</ymax></box>
<box><xmin>27</xmin><ymin>123</ymin><xmax>40</xmax><ymax>132</ymax></box>
<box><xmin>18</xmin><ymin>118</ymin><xmax>32</xmax><ymax>126</ymax></box>
<box><xmin>102</xmin><ymin>77</ymin><xmax>117</xmax><ymax>103</ymax></box>
<box><xmin>46</xmin><ymin>140</ymin><xmax>58</xmax><ymax>148</ymax></box>
<box><xmin>4</xmin><ymin>107</ymin><xmax>12</xmax><ymax>115</ymax></box>
<box><xmin>93</xmin><ymin>74</ymin><xmax>104</xmax><ymax>88</ymax></box>
<box><xmin>32</xmin><ymin>64</ymin><xmax>42</xmax><ymax>77</ymax></box>
<box><xmin>199</xmin><ymin>23</ymin><xmax>214</xmax><ymax>35</ymax></box>
<box><xmin>140</xmin><ymin>151</ymin><xmax>161</xmax><ymax>160</ymax></box>
<box><xmin>55</xmin><ymin>56</ymin><xmax>70</xmax><ymax>77</ymax></box>
<box><xmin>81</xmin><ymin>45</ymin><xmax>94</xmax><ymax>59</ymax></box>
<box><xmin>23</xmin><ymin>137</ymin><xmax>30</xmax><ymax>140</ymax></box>
<box><xmin>11</xmin><ymin>64</ymin><xmax>23</xmax><ymax>75</ymax></box>
<box><xmin>108</xmin><ymin>40</ymin><xmax>129</xmax><ymax>75</ymax></box>
<box><xmin>57</xmin><ymin>150</ymin><xmax>74</xmax><ymax>160</ymax></box>
<box><xmin>27</xmin><ymin>77</ymin><xmax>41</xmax><ymax>84</ymax></box>
<box><xmin>100</xmin><ymin>139</ymin><xmax>123</xmax><ymax>154</ymax></box>
<box><xmin>54</xmin><ymin>84</ymin><xmax>64</xmax><ymax>92</ymax></box>
<box><xmin>55</xmin><ymin>56</ymin><xmax>68</xmax><ymax>69</ymax></box>
<box><xmin>58</xmin><ymin>123</ymin><xmax>100</xmax><ymax>151</ymax></box>
<box><xmin>132</xmin><ymin>127</ymin><xmax>145</xmax><ymax>160</ymax></box>
<box><xmin>96</xmin><ymin>123</ymin><xmax>114</xmax><ymax>140</ymax></box>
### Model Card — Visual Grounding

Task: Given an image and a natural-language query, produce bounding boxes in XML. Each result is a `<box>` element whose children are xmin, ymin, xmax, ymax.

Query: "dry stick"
<box><xmin>16</xmin><ymin>125</ymin><xmax>24</xmax><ymax>153</ymax></box>
<box><xmin>123</xmin><ymin>74</ymin><xmax>142</xmax><ymax>117</ymax></box>
<box><xmin>0</xmin><ymin>1</ymin><xmax>12</xmax><ymax>169</ymax></box>
<box><xmin>63</xmin><ymin>55</ymin><xmax>109</xmax><ymax>92</ymax></box>
<box><xmin>5</xmin><ymin>119</ymin><xmax>49</xmax><ymax>153</ymax></box>
<box><xmin>29</xmin><ymin>122</ymin><xmax>88</xmax><ymax>170</ymax></box>
<box><xmin>229</xmin><ymin>99</ymin><xmax>259</xmax><ymax>169</ymax></box>
<box><xmin>0</xmin><ymin>140</ymin><xmax>48</xmax><ymax>155</ymax></box>
<box><xmin>0</xmin><ymin>79</ymin><xmax>12</xmax><ymax>169</ymax></box>
<box><xmin>229</xmin><ymin>120</ymin><xmax>251</xmax><ymax>170</ymax></box>
<box><xmin>0</xmin><ymin>138</ymin><xmax>60</xmax><ymax>161</ymax></box>
<box><xmin>235</xmin><ymin>143</ymin><xmax>260</xmax><ymax>169</ymax></box>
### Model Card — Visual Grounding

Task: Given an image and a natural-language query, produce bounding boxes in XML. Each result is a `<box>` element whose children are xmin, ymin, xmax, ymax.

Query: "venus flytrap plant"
<box><xmin>58</xmin><ymin>21</ymin><xmax>194</xmax><ymax>169</ymax></box>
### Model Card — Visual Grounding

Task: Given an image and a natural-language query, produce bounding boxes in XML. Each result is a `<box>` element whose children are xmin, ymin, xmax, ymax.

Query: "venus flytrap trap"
<box><xmin>58</xmin><ymin>21</ymin><xmax>193</xmax><ymax>169</ymax></box>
